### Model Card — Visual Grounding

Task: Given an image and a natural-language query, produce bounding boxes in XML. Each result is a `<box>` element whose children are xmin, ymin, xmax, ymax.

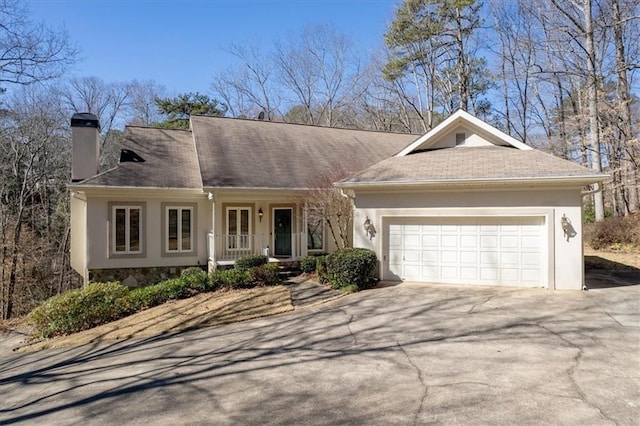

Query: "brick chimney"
<box><xmin>70</xmin><ymin>113</ymin><xmax>100</xmax><ymax>182</ymax></box>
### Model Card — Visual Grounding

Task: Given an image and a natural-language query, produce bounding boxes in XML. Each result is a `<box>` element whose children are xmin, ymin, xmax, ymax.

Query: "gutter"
<box><xmin>335</xmin><ymin>174</ymin><xmax>610</xmax><ymax>189</ymax></box>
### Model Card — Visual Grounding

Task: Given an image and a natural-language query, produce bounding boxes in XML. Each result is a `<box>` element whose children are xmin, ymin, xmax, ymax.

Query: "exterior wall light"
<box><xmin>364</xmin><ymin>217</ymin><xmax>375</xmax><ymax>240</ymax></box>
<box><xmin>258</xmin><ymin>207</ymin><xmax>264</xmax><ymax>223</ymax></box>
<box><xmin>560</xmin><ymin>214</ymin><xmax>577</xmax><ymax>242</ymax></box>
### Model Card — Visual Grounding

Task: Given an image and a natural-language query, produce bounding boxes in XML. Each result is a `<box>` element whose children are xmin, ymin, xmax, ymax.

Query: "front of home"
<box><xmin>69</xmin><ymin>114</ymin><xmax>416</xmax><ymax>285</ymax></box>
<box><xmin>69</xmin><ymin>111</ymin><xmax>607</xmax><ymax>290</ymax></box>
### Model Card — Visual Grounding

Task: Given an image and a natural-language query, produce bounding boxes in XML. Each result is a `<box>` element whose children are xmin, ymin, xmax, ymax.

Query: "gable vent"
<box><xmin>455</xmin><ymin>133</ymin><xmax>466</xmax><ymax>145</ymax></box>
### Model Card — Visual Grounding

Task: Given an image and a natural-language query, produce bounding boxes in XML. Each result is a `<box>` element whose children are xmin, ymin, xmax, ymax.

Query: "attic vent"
<box><xmin>120</xmin><ymin>149</ymin><xmax>145</xmax><ymax>163</ymax></box>
<box><xmin>455</xmin><ymin>133</ymin><xmax>466</xmax><ymax>145</ymax></box>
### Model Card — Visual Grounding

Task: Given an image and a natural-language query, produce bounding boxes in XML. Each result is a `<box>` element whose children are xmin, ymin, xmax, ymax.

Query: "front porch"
<box><xmin>204</xmin><ymin>191</ymin><xmax>331</xmax><ymax>270</ymax></box>
<box><xmin>207</xmin><ymin>233</ymin><xmax>306</xmax><ymax>266</ymax></box>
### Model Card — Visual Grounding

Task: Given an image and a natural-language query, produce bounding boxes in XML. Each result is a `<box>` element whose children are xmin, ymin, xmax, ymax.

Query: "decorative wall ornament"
<box><xmin>364</xmin><ymin>217</ymin><xmax>376</xmax><ymax>240</ymax></box>
<box><xmin>561</xmin><ymin>214</ymin><xmax>577</xmax><ymax>242</ymax></box>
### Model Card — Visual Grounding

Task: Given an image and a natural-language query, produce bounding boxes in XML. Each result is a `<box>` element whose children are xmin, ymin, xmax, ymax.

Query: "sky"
<box><xmin>28</xmin><ymin>0</ymin><xmax>401</xmax><ymax>95</ymax></box>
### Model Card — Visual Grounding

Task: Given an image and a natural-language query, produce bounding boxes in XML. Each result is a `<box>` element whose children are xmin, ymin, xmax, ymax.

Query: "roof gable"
<box><xmin>72</xmin><ymin>127</ymin><xmax>202</xmax><ymax>189</ymax></box>
<box><xmin>396</xmin><ymin>109</ymin><xmax>531</xmax><ymax>156</ymax></box>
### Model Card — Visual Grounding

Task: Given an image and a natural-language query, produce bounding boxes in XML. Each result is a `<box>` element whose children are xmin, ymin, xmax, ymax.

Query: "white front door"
<box><xmin>386</xmin><ymin>217</ymin><xmax>545</xmax><ymax>287</ymax></box>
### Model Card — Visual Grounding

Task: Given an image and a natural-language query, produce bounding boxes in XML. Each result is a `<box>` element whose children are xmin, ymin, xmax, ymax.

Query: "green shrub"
<box><xmin>235</xmin><ymin>254</ymin><xmax>268</xmax><ymax>271</ymax></box>
<box><xmin>29</xmin><ymin>282</ymin><xmax>132</xmax><ymax>338</ymax></box>
<box><xmin>210</xmin><ymin>263</ymin><xmax>281</xmax><ymax>289</ymax></box>
<box><xmin>249</xmin><ymin>263</ymin><xmax>281</xmax><ymax>286</ymax></box>
<box><xmin>325</xmin><ymin>248</ymin><xmax>377</xmax><ymax>291</ymax></box>
<box><xmin>180</xmin><ymin>267</ymin><xmax>209</xmax><ymax>292</ymax></box>
<box><xmin>300</xmin><ymin>256</ymin><xmax>317</xmax><ymax>273</ymax></box>
<box><xmin>316</xmin><ymin>255</ymin><xmax>328</xmax><ymax>284</ymax></box>
<box><xmin>210</xmin><ymin>268</ymin><xmax>251</xmax><ymax>289</ymax></box>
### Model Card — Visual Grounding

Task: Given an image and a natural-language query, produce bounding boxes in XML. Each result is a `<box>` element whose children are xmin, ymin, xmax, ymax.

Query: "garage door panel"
<box><xmin>404</xmin><ymin>265</ymin><xmax>421</xmax><ymax>279</ymax></box>
<box><xmin>404</xmin><ymin>235</ymin><xmax>421</xmax><ymax>247</ymax></box>
<box><xmin>522</xmin><ymin>236</ymin><xmax>540</xmax><ymax>248</ymax></box>
<box><xmin>421</xmin><ymin>266</ymin><xmax>439</xmax><ymax>280</ymax></box>
<box><xmin>500</xmin><ymin>252</ymin><xmax>519</xmax><ymax>265</ymax></box>
<box><xmin>460</xmin><ymin>267</ymin><xmax>478</xmax><ymax>280</ymax></box>
<box><xmin>385</xmin><ymin>216</ymin><xmax>545</xmax><ymax>287</ymax></box>
<box><xmin>480</xmin><ymin>235</ymin><xmax>498</xmax><ymax>248</ymax></box>
<box><xmin>460</xmin><ymin>235</ymin><xmax>477</xmax><ymax>248</ymax></box>
<box><xmin>422</xmin><ymin>250</ymin><xmax>438</xmax><ymax>263</ymax></box>
<box><xmin>441</xmin><ymin>250</ymin><xmax>457</xmax><ymax>263</ymax></box>
<box><xmin>500</xmin><ymin>235</ymin><xmax>519</xmax><ymax>248</ymax></box>
<box><xmin>522</xmin><ymin>252</ymin><xmax>541</xmax><ymax>266</ymax></box>
<box><xmin>441</xmin><ymin>235</ymin><xmax>458</xmax><ymax>247</ymax></box>
<box><xmin>441</xmin><ymin>267</ymin><xmax>458</xmax><ymax>279</ymax></box>
<box><xmin>421</xmin><ymin>235</ymin><xmax>438</xmax><ymax>247</ymax></box>
<box><xmin>460</xmin><ymin>251</ymin><xmax>477</xmax><ymax>264</ymax></box>
<box><xmin>404</xmin><ymin>249</ymin><xmax>421</xmax><ymax>262</ymax></box>
<box><xmin>500</xmin><ymin>268</ymin><xmax>519</xmax><ymax>281</ymax></box>
<box><xmin>522</xmin><ymin>269</ymin><xmax>541</xmax><ymax>282</ymax></box>
<box><xmin>480</xmin><ymin>268</ymin><xmax>498</xmax><ymax>280</ymax></box>
<box><xmin>389</xmin><ymin>249</ymin><xmax>403</xmax><ymax>262</ymax></box>
<box><xmin>480</xmin><ymin>251</ymin><xmax>499</xmax><ymax>264</ymax></box>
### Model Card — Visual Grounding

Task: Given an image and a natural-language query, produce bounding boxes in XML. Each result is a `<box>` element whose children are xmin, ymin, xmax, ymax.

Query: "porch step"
<box><xmin>278</xmin><ymin>263</ymin><xmax>301</xmax><ymax>280</ymax></box>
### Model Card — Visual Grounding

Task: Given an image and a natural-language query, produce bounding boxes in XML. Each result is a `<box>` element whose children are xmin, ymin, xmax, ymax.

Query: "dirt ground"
<box><xmin>14</xmin><ymin>285</ymin><xmax>293</xmax><ymax>353</ymax></box>
<box><xmin>584</xmin><ymin>246</ymin><xmax>640</xmax><ymax>269</ymax></box>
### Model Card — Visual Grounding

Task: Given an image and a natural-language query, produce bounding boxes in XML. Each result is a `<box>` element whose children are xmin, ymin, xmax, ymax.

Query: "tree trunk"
<box><xmin>612</xmin><ymin>0</ymin><xmax>638</xmax><ymax>213</ymax></box>
<box><xmin>584</xmin><ymin>0</ymin><xmax>605</xmax><ymax>221</ymax></box>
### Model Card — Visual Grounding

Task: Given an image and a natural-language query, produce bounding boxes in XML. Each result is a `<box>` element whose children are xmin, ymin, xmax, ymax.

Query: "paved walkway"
<box><xmin>283</xmin><ymin>275</ymin><xmax>343</xmax><ymax>307</ymax></box>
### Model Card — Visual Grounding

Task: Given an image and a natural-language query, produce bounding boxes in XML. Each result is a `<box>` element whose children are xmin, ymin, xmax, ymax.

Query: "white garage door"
<box><xmin>386</xmin><ymin>217</ymin><xmax>545</xmax><ymax>287</ymax></box>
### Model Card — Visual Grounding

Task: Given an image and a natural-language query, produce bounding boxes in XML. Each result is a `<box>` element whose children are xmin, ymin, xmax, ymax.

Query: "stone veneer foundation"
<box><xmin>89</xmin><ymin>266</ymin><xmax>205</xmax><ymax>287</ymax></box>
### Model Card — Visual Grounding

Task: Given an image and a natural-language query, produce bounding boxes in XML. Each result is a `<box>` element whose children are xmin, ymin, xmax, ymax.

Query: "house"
<box><xmin>69</xmin><ymin>110</ymin><xmax>607</xmax><ymax>290</ymax></box>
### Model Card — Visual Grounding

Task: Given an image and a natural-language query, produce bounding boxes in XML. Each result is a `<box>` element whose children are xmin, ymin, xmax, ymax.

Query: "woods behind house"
<box><xmin>1</xmin><ymin>0</ymin><xmax>638</xmax><ymax>318</ymax></box>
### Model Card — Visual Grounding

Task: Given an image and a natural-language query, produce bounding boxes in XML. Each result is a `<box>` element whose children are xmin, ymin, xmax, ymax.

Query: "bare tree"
<box><xmin>275</xmin><ymin>24</ymin><xmax>363</xmax><ymax>127</ymax></box>
<box><xmin>303</xmin><ymin>170</ymin><xmax>354</xmax><ymax>250</ymax></box>
<box><xmin>0</xmin><ymin>0</ymin><xmax>76</xmax><ymax>89</ymax></box>
<box><xmin>0</xmin><ymin>86</ymin><xmax>72</xmax><ymax>319</ymax></box>
<box><xmin>56</xmin><ymin>76</ymin><xmax>132</xmax><ymax>169</ymax></box>
<box><xmin>127</xmin><ymin>79</ymin><xmax>167</xmax><ymax>126</ymax></box>
<box><xmin>211</xmin><ymin>42</ymin><xmax>280</xmax><ymax>120</ymax></box>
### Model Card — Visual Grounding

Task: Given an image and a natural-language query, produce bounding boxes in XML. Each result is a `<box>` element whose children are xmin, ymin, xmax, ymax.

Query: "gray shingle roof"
<box><xmin>339</xmin><ymin>146</ymin><xmax>607</xmax><ymax>186</ymax></box>
<box><xmin>76</xmin><ymin>127</ymin><xmax>201</xmax><ymax>189</ymax></box>
<box><xmin>190</xmin><ymin>116</ymin><xmax>418</xmax><ymax>189</ymax></box>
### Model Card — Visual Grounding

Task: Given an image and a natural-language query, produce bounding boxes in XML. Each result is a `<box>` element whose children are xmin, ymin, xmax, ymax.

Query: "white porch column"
<box><xmin>208</xmin><ymin>193</ymin><xmax>216</xmax><ymax>264</ymax></box>
<box><xmin>301</xmin><ymin>201</ymin><xmax>308</xmax><ymax>258</ymax></box>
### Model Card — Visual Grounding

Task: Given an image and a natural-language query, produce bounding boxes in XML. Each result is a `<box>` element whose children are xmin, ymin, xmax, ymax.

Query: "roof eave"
<box><xmin>335</xmin><ymin>174</ymin><xmax>610</xmax><ymax>189</ymax></box>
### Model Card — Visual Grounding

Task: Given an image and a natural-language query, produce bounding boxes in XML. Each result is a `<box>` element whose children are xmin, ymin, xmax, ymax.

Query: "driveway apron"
<box><xmin>1</xmin><ymin>281</ymin><xmax>638</xmax><ymax>425</ymax></box>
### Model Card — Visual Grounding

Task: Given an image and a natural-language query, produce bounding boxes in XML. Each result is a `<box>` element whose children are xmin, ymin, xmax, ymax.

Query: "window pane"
<box><xmin>181</xmin><ymin>209</ymin><xmax>191</xmax><ymax>251</ymax></box>
<box><xmin>115</xmin><ymin>208</ymin><xmax>126</xmax><ymax>252</ymax></box>
<box><xmin>229</xmin><ymin>210</ymin><xmax>237</xmax><ymax>235</ymax></box>
<box><xmin>240</xmin><ymin>209</ymin><xmax>249</xmax><ymax>235</ymax></box>
<box><xmin>307</xmin><ymin>210</ymin><xmax>324</xmax><ymax>250</ymax></box>
<box><xmin>129</xmin><ymin>208</ymin><xmax>140</xmax><ymax>252</ymax></box>
<box><xmin>168</xmin><ymin>209</ymin><xmax>178</xmax><ymax>251</ymax></box>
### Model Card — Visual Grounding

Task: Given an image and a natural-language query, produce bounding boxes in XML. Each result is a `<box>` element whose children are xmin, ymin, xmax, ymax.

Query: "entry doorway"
<box><xmin>273</xmin><ymin>208</ymin><xmax>293</xmax><ymax>257</ymax></box>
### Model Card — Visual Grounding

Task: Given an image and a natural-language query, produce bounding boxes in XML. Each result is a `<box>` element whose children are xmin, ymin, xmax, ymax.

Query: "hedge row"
<box><xmin>29</xmin><ymin>260</ymin><xmax>281</xmax><ymax>339</ymax></box>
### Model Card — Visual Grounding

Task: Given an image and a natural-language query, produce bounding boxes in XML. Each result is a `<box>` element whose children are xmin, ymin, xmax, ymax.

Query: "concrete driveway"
<box><xmin>1</xmin><ymin>279</ymin><xmax>639</xmax><ymax>425</ymax></box>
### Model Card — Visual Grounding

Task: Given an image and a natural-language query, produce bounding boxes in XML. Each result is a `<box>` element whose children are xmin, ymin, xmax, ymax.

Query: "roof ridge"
<box><xmin>125</xmin><ymin>125</ymin><xmax>192</xmax><ymax>132</ymax></box>
<box><xmin>190</xmin><ymin>114</ymin><xmax>421</xmax><ymax>136</ymax></box>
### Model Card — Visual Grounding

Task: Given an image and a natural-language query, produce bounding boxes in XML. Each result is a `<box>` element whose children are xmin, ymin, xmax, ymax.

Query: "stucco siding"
<box><xmin>352</xmin><ymin>188</ymin><xmax>584</xmax><ymax>290</ymax></box>
<box><xmin>85</xmin><ymin>195</ymin><xmax>211</xmax><ymax>270</ymax></box>
<box><xmin>70</xmin><ymin>193</ymin><xmax>88</xmax><ymax>281</ymax></box>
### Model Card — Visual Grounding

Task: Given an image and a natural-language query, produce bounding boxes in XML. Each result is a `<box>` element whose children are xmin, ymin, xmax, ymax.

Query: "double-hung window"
<box><xmin>227</xmin><ymin>207</ymin><xmax>251</xmax><ymax>250</ymax></box>
<box><xmin>111</xmin><ymin>204</ymin><xmax>144</xmax><ymax>256</ymax></box>
<box><xmin>165</xmin><ymin>205</ymin><xmax>194</xmax><ymax>254</ymax></box>
<box><xmin>307</xmin><ymin>207</ymin><xmax>325</xmax><ymax>251</ymax></box>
